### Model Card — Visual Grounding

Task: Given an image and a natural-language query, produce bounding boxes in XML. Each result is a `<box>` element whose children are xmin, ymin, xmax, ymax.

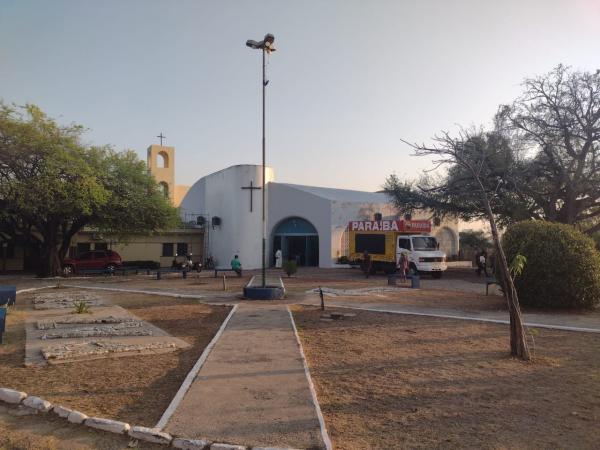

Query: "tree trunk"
<box><xmin>37</xmin><ymin>225</ymin><xmax>62</xmax><ymax>278</ymax></box>
<box><xmin>482</xmin><ymin>195</ymin><xmax>531</xmax><ymax>360</ymax></box>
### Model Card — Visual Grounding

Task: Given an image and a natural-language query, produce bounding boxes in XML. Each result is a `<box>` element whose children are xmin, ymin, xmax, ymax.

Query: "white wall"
<box><xmin>179</xmin><ymin>165</ymin><xmax>274</xmax><ymax>269</ymax></box>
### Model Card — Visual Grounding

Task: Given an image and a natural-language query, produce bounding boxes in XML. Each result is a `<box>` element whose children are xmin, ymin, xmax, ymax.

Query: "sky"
<box><xmin>1</xmin><ymin>0</ymin><xmax>600</xmax><ymax>192</ymax></box>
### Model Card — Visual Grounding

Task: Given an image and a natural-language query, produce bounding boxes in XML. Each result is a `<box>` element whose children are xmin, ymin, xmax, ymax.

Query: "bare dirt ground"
<box><xmin>292</xmin><ymin>305</ymin><xmax>600</xmax><ymax>450</ymax></box>
<box><xmin>0</xmin><ymin>289</ymin><xmax>231</xmax><ymax>431</ymax></box>
<box><xmin>0</xmin><ymin>407</ymin><xmax>165</xmax><ymax>450</ymax></box>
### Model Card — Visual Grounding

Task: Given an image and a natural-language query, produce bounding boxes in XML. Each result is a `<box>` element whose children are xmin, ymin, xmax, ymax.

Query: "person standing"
<box><xmin>398</xmin><ymin>252</ymin><xmax>409</xmax><ymax>283</ymax></box>
<box><xmin>362</xmin><ymin>250</ymin><xmax>372</xmax><ymax>278</ymax></box>
<box><xmin>275</xmin><ymin>249</ymin><xmax>282</xmax><ymax>268</ymax></box>
<box><xmin>477</xmin><ymin>249</ymin><xmax>488</xmax><ymax>277</ymax></box>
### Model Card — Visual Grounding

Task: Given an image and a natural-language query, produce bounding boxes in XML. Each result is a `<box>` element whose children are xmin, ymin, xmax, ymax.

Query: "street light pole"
<box><xmin>247</xmin><ymin>34</ymin><xmax>275</xmax><ymax>288</ymax></box>
<box><xmin>261</xmin><ymin>46</ymin><xmax>266</xmax><ymax>288</ymax></box>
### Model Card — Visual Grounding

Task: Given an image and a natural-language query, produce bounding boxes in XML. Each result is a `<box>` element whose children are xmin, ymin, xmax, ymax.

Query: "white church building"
<box><xmin>179</xmin><ymin>164</ymin><xmax>459</xmax><ymax>269</ymax></box>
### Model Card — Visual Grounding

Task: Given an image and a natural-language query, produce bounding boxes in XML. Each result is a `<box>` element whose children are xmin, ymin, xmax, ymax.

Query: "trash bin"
<box><xmin>0</xmin><ymin>286</ymin><xmax>16</xmax><ymax>307</ymax></box>
<box><xmin>0</xmin><ymin>307</ymin><xmax>6</xmax><ymax>344</ymax></box>
<box><xmin>410</xmin><ymin>274</ymin><xmax>420</xmax><ymax>289</ymax></box>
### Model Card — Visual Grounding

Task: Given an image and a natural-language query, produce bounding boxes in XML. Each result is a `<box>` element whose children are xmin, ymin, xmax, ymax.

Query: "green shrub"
<box><xmin>502</xmin><ymin>221</ymin><xmax>600</xmax><ymax>309</ymax></box>
<box><xmin>72</xmin><ymin>300</ymin><xmax>91</xmax><ymax>314</ymax></box>
<box><xmin>282</xmin><ymin>260</ymin><xmax>298</xmax><ymax>277</ymax></box>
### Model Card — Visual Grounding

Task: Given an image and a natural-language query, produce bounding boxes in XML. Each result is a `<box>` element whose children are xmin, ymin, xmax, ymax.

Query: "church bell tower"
<box><xmin>147</xmin><ymin>144</ymin><xmax>175</xmax><ymax>203</ymax></box>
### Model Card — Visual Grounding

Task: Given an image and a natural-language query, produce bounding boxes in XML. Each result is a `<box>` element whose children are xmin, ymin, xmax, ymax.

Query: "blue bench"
<box><xmin>0</xmin><ymin>286</ymin><xmax>16</xmax><ymax>307</ymax></box>
<box><xmin>154</xmin><ymin>268</ymin><xmax>189</xmax><ymax>280</ymax></box>
<box><xmin>214</xmin><ymin>267</ymin><xmax>242</xmax><ymax>278</ymax></box>
<box><xmin>76</xmin><ymin>267</ymin><xmax>142</xmax><ymax>276</ymax></box>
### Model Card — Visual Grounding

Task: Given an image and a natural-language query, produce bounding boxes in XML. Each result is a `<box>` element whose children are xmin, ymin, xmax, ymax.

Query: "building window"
<box><xmin>162</xmin><ymin>243</ymin><xmax>174</xmax><ymax>257</ymax></box>
<box><xmin>355</xmin><ymin>234</ymin><xmax>386</xmax><ymax>255</ymax></box>
<box><xmin>77</xmin><ymin>243</ymin><xmax>91</xmax><ymax>256</ymax></box>
<box><xmin>176</xmin><ymin>243</ymin><xmax>188</xmax><ymax>256</ymax></box>
<box><xmin>95</xmin><ymin>243</ymin><xmax>108</xmax><ymax>251</ymax></box>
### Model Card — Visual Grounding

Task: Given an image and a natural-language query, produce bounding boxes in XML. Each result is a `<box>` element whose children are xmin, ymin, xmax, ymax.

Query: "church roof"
<box><xmin>273</xmin><ymin>183</ymin><xmax>392</xmax><ymax>203</ymax></box>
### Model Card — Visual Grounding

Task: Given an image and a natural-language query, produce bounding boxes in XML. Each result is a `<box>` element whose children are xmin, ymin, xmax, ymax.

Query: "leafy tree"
<box><xmin>386</xmin><ymin>129</ymin><xmax>531</xmax><ymax>360</ymax></box>
<box><xmin>0</xmin><ymin>103</ymin><xmax>179</xmax><ymax>276</ymax></box>
<box><xmin>459</xmin><ymin>230</ymin><xmax>492</xmax><ymax>253</ymax></box>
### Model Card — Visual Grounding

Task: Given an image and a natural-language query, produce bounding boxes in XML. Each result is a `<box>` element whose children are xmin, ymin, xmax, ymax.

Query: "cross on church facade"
<box><xmin>157</xmin><ymin>132</ymin><xmax>166</xmax><ymax>146</ymax></box>
<box><xmin>241</xmin><ymin>180</ymin><xmax>262</xmax><ymax>212</ymax></box>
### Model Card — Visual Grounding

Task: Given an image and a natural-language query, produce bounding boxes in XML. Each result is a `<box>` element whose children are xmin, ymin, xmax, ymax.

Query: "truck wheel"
<box><xmin>383</xmin><ymin>266</ymin><xmax>397</xmax><ymax>275</ymax></box>
<box><xmin>432</xmin><ymin>271</ymin><xmax>443</xmax><ymax>279</ymax></box>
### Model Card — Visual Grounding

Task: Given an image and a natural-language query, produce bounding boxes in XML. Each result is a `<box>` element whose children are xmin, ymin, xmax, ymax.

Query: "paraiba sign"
<box><xmin>348</xmin><ymin>220</ymin><xmax>431</xmax><ymax>233</ymax></box>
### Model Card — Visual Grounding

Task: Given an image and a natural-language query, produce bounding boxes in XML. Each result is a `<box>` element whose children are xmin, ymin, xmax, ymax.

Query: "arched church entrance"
<box><xmin>272</xmin><ymin>217</ymin><xmax>319</xmax><ymax>267</ymax></box>
<box><xmin>435</xmin><ymin>226</ymin><xmax>457</xmax><ymax>259</ymax></box>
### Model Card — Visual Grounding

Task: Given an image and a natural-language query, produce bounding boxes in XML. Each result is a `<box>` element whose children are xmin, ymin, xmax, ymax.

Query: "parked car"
<box><xmin>62</xmin><ymin>250</ymin><xmax>122</xmax><ymax>275</ymax></box>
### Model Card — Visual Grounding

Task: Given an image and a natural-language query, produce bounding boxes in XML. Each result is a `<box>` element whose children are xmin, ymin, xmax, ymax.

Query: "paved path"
<box><xmin>314</xmin><ymin>299</ymin><xmax>600</xmax><ymax>333</ymax></box>
<box><xmin>164</xmin><ymin>304</ymin><xmax>326</xmax><ymax>449</ymax></box>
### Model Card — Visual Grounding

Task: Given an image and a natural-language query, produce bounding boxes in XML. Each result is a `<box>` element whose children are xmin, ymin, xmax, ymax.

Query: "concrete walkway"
<box><xmin>164</xmin><ymin>304</ymin><xmax>326</xmax><ymax>449</ymax></box>
<box><xmin>317</xmin><ymin>299</ymin><xmax>600</xmax><ymax>333</ymax></box>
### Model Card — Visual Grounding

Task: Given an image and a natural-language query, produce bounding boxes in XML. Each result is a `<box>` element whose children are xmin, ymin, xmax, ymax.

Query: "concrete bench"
<box><xmin>214</xmin><ymin>267</ymin><xmax>242</xmax><ymax>278</ymax></box>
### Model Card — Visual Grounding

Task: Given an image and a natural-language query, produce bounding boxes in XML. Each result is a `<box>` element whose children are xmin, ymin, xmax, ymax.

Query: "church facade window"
<box><xmin>177</xmin><ymin>242</ymin><xmax>188</xmax><ymax>256</ymax></box>
<box><xmin>162</xmin><ymin>243</ymin><xmax>174</xmax><ymax>257</ymax></box>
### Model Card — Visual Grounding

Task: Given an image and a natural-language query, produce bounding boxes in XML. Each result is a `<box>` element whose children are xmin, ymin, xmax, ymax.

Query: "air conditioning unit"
<box><xmin>212</xmin><ymin>216</ymin><xmax>221</xmax><ymax>227</ymax></box>
<box><xmin>91</xmin><ymin>233</ymin><xmax>104</xmax><ymax>241</ymax></box>
<box><xmin>196</xmin><ymin>216</ymin><xmax>206</xmax><ymax>227</ymax></box>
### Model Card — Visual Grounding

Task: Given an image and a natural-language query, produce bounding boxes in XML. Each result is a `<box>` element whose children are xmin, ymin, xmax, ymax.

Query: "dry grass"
<box><xmin>292</xmin><ymin>305</ymin><xmax>600</xmax><ymax>450</ymax></box>
<box><xmin>0</xmin><ymin>291</ymin><xmax>231</xmax><ymax>427</ymax></box>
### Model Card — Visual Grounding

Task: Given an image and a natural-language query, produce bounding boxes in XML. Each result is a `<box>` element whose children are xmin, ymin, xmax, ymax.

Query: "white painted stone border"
<box><xmin>331</xmin><ymin>304</ymin><xmax>600</xmax><ymax>334</ymax></box>
<box><xmin>64</xmin><ymin>284</ymin><xmax>207</xmax><ymax>300</ymax></box>
<box><xmin>155</xmin><ymin>303</ymin><xmax>239</xmax><ymax>430</ymax></box>
<box><xmin>16</xmin><ymin>286</ymin><xmax>56</xmax><ymax>295</ymax></box>
<box><xmin>287</xmin><ymin>306</ymin><xmax>333</xmax><ymax>450</ymax></box>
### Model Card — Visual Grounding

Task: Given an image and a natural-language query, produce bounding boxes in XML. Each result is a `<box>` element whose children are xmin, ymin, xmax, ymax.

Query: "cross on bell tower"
<box><xmin>157</xmin><ymin>132</ymin><xmax>166</xmax><ymax>146</ymax></box>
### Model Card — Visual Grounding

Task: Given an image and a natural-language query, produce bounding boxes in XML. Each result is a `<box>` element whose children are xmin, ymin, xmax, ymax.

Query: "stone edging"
<box><xmin>0</xmin><ymin>387</ymin><xmax>301</xmax><ymax>450</ymax></box>
<box><xmin>331</xmin><ymin>304</ymin><xmax>600</xmax><ymax>334</ymax></box>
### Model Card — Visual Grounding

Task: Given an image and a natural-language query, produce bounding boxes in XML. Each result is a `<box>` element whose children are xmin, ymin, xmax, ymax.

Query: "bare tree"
<box><xmin>398</xmin><ymin>130</ymin><xmax>531</xmax><ymax>360</ymax></box>
<box><xmin>497</xmin><ymin>65</ymin><xmax>600</xmax><ymax>233</ymax></box>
